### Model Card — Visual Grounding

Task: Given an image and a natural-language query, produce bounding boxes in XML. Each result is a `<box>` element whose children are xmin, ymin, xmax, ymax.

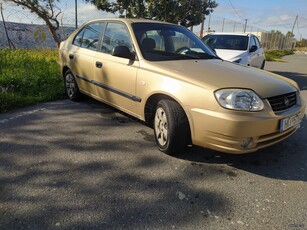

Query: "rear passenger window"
<box><xmin>73</xmin><ymin>22</ymin><xmax>105</xmax><ymax>50</ymax></box>
<box><xmin>101</xmin><ymin>22</ymin><xmax>133</xmax><ymax>54</ymax></box>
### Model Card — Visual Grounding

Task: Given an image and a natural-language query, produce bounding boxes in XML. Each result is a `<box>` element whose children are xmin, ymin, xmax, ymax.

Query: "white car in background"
<box><xmin>202</xmin><ymin>33</ymin><xmax>265</xmax><ymax>69</ymax></box>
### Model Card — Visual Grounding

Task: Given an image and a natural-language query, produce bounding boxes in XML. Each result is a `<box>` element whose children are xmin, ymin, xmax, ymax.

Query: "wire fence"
<box><xmin>0</xmin><ymin>0</ymin><xmax>296</xmax><ymax>50</ymax></box>
<box><xmin>201</xmin><ymin>14</ymin><xmax>296</xmax><ymax>51</ymax></box>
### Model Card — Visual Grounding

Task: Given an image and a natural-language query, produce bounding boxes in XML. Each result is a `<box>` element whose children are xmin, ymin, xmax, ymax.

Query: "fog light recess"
<box><xmin>240</xmin><ymin>137</ymin><xmax>253</xmax><ymax>149</ymax></box>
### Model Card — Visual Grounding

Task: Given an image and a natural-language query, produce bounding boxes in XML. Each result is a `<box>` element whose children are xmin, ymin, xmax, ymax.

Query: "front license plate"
<box><xmin>280</xmin><ymin>112</ymin><xmax>302</xmax><ymax>132</ymax></box>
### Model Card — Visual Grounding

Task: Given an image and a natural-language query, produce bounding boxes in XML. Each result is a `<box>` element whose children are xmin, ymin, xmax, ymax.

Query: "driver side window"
<box><xmin>140</xmin><ymin>31</ymin><xmax>165</xmax><ymax>51</ymax></box>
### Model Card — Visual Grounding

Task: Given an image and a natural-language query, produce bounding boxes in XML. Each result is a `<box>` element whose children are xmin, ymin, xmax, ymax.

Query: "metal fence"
<box><xmin>0</xmin><ymin>0</ymin><xmax>295</xmax><ymax>50</ymax></box>
<box><xmin>201</xmin><ymin>14</ymin><xmax>296</xmax><ymax>51</ymax></box>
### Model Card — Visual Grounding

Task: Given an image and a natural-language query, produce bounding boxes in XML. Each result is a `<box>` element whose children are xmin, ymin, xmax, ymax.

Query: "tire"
<box><xmin>154</xmin><ymin>99</ymin><xmax>190</xmax><ymax>155</ymax></box>
<box><xmin>64</xmin><ymin>69</ymin><xmax>81</xmax><ymax>101</ymax></box>
<box><xmin>260</xmin><ymin>60</ymin><xmax>265</xmax><ymax>69</ymax></box>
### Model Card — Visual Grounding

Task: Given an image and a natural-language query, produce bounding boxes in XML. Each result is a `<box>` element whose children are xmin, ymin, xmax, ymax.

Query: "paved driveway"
<box><xmin>0</xmin><ymin>54</ymin><xmax>306</xmax><ymax>229</ymax></box>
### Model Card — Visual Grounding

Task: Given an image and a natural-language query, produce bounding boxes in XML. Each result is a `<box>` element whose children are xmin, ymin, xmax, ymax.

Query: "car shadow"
<box><xmin>78</xmin><ymin>92</ymin><xmax>307</xmax><ymax>183</ymax></box>
<box><xmin>175</xmin><ymin>113</ymin><xmax>307</xmax><ymax>182</ymax></box>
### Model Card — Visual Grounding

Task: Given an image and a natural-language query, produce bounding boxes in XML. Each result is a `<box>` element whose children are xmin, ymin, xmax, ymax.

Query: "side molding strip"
<box><xmin>76</xmin><ymin>75</ymin><xmax>142</xmax><ymax>103</ymax></box>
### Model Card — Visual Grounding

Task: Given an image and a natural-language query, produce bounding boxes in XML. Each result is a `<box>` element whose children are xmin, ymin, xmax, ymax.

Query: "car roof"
<box><xmin>82</xmin><ymin>18</ymin><xmax>174</xmax><ymax>26</ymax></box>
<box><xmin>204</xmin><ymin>32</ymin><xmax>251</xmax><ymax>37</ymax></box>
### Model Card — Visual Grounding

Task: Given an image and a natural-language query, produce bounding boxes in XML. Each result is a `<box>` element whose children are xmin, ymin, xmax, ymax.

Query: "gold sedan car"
<box><xmin>59</xmin><ymin>18</ymin><xmax>305</xmax><ymax>154</ymax></box>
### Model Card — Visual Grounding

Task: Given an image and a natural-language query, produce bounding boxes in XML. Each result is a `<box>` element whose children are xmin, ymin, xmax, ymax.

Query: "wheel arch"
<box><xmin>62</xmin><ymin>66</ymin><xmax>70</xmax><ymax>78</ymax></box>
<box><xmin>144</xmin><ymin>93</ymin><xmax>192</xmax><ymax>144</ymax></box>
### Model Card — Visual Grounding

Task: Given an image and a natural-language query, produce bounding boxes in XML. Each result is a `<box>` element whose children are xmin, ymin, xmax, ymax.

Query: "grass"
<box><xmin>265</xmin><ymin>50</ymin><xmax>294</xmax><ymax>62</ymax></box>
<box><xmin>0</xmin><ymin>49</ymin><xmax>65</xmax><ymax>113</ymax></box>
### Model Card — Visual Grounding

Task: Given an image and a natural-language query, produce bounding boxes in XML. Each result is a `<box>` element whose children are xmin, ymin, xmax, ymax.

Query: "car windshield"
<box><xmin>132</xmin><ymin>22</ymin><xmax>218</xmax><ymax>61</ymax></box>
<box><xmin>202</xmin><ymin>35</ymin><xmax>248</xmax><ymax>51</ymax></box>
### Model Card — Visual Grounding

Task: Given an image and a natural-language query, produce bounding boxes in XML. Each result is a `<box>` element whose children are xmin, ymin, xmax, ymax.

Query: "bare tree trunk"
<box><xmin>0</xmin><ymin>3</ymin><xmax>15</xmax><ymax>49</ymax></box>
<box><xmin>199</xmin><ymin>14</ymin><xmax>204</xmax><ymax>38</ymax></box>
<box><xmin>44</xmin><ymin>19</ymin><xmax>60</xmax><ymax>47</ymax></box>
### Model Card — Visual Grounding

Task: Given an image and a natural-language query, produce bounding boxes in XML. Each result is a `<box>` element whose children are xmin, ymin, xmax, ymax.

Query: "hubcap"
<box><xmin>155</xmin><ymin>108</ymin><xmax>168</xmax><ymax>146</ymax></box>
<box><xmin>65</xmin><ymin>73</ymin><xmax>76</xmax><ymax>98</ymax></box>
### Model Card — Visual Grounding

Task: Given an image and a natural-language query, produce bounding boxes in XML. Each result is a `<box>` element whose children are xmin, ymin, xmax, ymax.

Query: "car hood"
<box><xmin>143</xmin><ymin>59</ymin><xmax>297</xmax><ymax>99</ymax></box>
<box><xmin>214</xmin><ymin>49</ymin><xmax>246</xmax><ymax>61</ymax></box>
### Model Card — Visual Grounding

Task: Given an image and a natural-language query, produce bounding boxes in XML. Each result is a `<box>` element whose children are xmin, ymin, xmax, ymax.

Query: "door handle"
<box><xmin>69</xmin><ymin>54</ymin><xmax>74</xmax><ymax>59</ymax></box>
<box><xmin>96</xmin><ymin>61</ymin><xmax>103</xmax><ymax>68</ymax></box>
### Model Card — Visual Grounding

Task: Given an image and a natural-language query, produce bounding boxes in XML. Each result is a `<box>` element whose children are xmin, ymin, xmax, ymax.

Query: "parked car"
<box><xmin>202</xmin><ymin>32</ymin><xmax>266</xmax><ymax>69</ymax></box>
<box><xmin>59</xmin><ymin>18</ymin><xmax>305</xmax><ymax>154</ymax></box>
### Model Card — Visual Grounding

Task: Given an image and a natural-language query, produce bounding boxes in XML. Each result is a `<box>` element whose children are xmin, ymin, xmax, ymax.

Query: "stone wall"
<box><xmin>0</xmin><ymin>21</ymin><xmax>75</xmax><ymax>49</ymax></box>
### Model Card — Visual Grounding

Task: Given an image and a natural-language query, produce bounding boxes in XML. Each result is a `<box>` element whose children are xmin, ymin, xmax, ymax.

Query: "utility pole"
<box><xmin>75</xmin><ymin>0</ymin><xmax>78</xmax><ymax>29</ymax></box>
<box><xmin>290</xmin><ymin>15</ymin><xmax>298</xmax><ymax>50</ymax></box>
<box><xmin>243</xmin><ymin>19</ymin><xmax>247</xmax><ymax>33</ymax></box>
<box><xmin>291</xmin><ymin>15</ymin><xmax>298</xmax><ymax>38</ymax></box>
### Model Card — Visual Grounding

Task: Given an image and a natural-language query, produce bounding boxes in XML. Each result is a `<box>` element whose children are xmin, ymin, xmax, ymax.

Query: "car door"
<box><xmin>93</xmin><ymin>21</ymin><xmax>140</xmax><ymax>116</ymax></box>
<box><xmin>253</xmin><ymin>36</ymin><xmax>265</xmax><ymax>68</ymax></box>
<box><xmin>249</xmin><ymin>35</ymin><xmax>263</xmax><ymax>68</ymax></box>
<box><xmin>69</xmin><ymin>22</ymin><xmax>104</xmax><ymax>94</ymax></box>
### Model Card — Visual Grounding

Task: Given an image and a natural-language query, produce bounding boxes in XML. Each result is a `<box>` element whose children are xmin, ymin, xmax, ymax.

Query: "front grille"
<box><xmin>267</xmin><ymin>92</ymin><xmax>297</xmax><ymax>112</ymax></box>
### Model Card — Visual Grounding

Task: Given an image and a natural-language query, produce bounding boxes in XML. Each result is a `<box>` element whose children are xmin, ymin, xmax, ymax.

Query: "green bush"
<box><xmin>0</xmin><ymin>49</ymin><xmax>65</xmax><ymax>113</ymax></box>
<box><xmin>265</xmin><ymin>50</ymin><xmax>294</xmax><ymax>61</ymax></box>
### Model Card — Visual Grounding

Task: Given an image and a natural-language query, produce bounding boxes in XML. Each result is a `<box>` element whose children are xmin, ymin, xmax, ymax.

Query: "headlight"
<box><xmin>215</xmin><ymin>89</ymin><xmax>264</xmax><ymax>111</ymax></box>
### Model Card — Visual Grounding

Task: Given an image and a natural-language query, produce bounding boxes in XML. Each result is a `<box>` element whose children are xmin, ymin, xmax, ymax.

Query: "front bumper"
<box><xmin>189</xmin><ymin>101</ymin><xmax>306</xmax><ymax>154</ymax></box>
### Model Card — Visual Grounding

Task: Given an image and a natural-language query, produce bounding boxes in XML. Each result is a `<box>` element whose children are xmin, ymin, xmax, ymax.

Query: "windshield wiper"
<box><xmin>145</xmin><ymin>50</ymin><xmax>199</xmax><ymax>60</ymax></box>
<box><xmin>186</xmin><ymin>51</ymin><xmax>220</xmax><ymax>60</ymax></box>
<box><xmin>145</xmin><ymin>50</ymin><xmax>180</xmax><ymax>56</ymax></box>
<box><xmin>144</xmin><ymin>50</ymin><xmax>220</xmax><ymax>61</ymax></box>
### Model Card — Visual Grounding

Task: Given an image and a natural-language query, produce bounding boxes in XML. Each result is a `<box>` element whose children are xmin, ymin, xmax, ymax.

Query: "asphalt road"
<box><xmin>1</xmin><ymin>54</ymin><xmax>307</xmax><ymax>230</ymax></box>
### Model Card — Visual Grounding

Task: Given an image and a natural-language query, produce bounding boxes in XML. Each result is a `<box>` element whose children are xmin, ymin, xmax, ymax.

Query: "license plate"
<box><xmin>280</xmin><ymin>112</ymin><xmax>303</xmax><ymax>132</ymax></box>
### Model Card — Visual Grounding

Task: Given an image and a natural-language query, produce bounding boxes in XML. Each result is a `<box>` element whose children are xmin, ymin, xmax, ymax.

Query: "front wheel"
<box><xmin>64</xmin><ymin>69</ymin><xmax>81</xmax><ymax>101</ymax></box>
<box><xmin>154</xmin><ymin>99</ymin><xmax>190</xmax><ymax>155</ymax></box>
<box><xmin>260</xmin><ymin>60</ymin><xmax>265</xmax><ymax>69</ymax></box>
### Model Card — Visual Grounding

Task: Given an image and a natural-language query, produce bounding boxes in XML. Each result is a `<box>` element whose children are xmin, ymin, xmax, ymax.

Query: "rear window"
<box><xmin>202</xmin><ymin>35</ymin><xmax>248</xmax><ymax>51</ymax></box>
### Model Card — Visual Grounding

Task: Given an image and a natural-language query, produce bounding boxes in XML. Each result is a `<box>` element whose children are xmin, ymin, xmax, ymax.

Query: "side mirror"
<box><xmin>112</xmin><ymin>45</ymin><xmax>135</xmax><ymax>60</ymax></box>
<box><xmin>249</xmin><ymin>45</ymin><xmax>257</xmax><ymax>52</ymax></box>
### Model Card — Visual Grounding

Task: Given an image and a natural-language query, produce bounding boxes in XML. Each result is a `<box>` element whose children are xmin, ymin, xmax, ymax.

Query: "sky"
<box><xmin>211</xmin><ymin>0</ymin><xmax>307</xmax><ymax>39</ymax></box>
<box><xmin>60</xmin><ymin>0</ymin><xmax>307</xmax><ymax>39</ymax></box>
<box><xmin>1</xmin><ymin>0</ymin><xmax>307</xmax><ymax>39</ymax></box>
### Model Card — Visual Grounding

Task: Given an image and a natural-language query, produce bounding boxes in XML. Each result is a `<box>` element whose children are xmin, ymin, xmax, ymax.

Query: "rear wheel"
<box><xmin>64</xmin><ymin>70</ymin><xmax>81</xmax><ymax>101</ymax></box>
<box><xmin>154</xmin><ymin>99</ymin><xmax>189</xmax><ymax>155</ymax></box>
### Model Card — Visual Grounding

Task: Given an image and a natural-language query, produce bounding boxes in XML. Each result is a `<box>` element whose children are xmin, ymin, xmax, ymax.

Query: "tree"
<box><xmin>147</xmin><ymin>0</ymin><xmax>218</xmax><ymax>27</ymax></box>
<box><xmin>87</xmin><ymin>0</ymin><xmax>146</xmax><ymax>18</ymax></box>
<box><xmin>5</xmin><ymin>0</ymin><xmax>62</xmax><ymax>46</ymax></box>
<box><xmin>296</xmin><ymin>38</ymin><xmax>307</xmax><ymax>47</ymax></box>
<box><xmin>88</xmin><ymin>0</ymin><xmax>218</xmax><ymax>27</ymax></box>
<box><xmin>286</xmin><ymin>31</ymin><xmax>295</xmax><ymax>38</ymax></box>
